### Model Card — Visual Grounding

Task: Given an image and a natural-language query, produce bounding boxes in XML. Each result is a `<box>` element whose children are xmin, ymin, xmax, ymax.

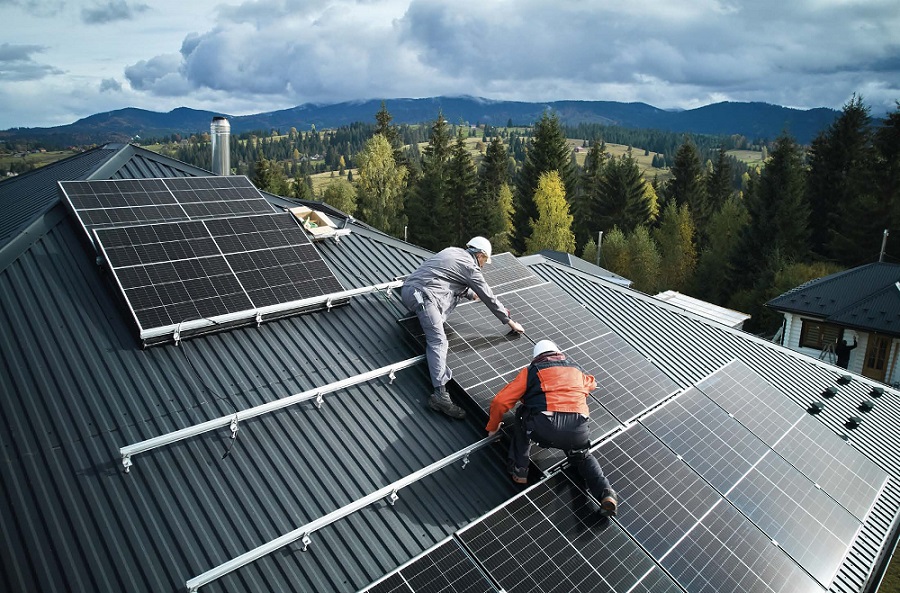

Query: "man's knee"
<box><xmin>567</xmin><ymin>448</ymin><xmax>589</xmax><ymax>463</ymax></box>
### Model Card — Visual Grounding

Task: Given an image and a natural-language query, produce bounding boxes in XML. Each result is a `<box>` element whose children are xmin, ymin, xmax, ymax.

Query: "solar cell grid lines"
<box><xmin>642</xmin><ymin>388</ymin><xmax>860</xmax><ymax>587</ymax></box>
<box><xmin>361</xmin><ymin>539</ymin><xmax>497</xmax><ymax>593</ymax></box>
<box><xmin>60</xmin><ymin>175</ymin><xmax>276</xmax><ymax>239</ymax></box>
<box><xmin>695</xmin><ymin>360</ymin><xmax>888</xmax><ymax>522</ymax></box>
<box><xmin>477</xmin><ymin>252</ymin><xmax>545</xmax><ymax>295</ymax></box>
<box><xmin>456</xmin><ymin>473</ymin><xmax>682</xmax><ymax>593</ymax></box>
<box><xmin>595</xmin><ymin>424</ymin><xmax>824</xmax><ymax>593</ymax></box>
<box><xmin>93</xmin><ymin>211</ymin><xmax>345</xmax><ymax>343</ymax></box>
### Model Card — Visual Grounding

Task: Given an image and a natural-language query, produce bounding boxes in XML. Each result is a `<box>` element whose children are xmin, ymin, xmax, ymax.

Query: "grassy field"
<box><xmin>0</xmin><ymin>149</ymin><xmax>80</xmax><ymax>174</ymax></box>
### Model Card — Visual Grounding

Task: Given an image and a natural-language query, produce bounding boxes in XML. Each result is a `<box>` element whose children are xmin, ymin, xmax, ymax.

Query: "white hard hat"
<box><xmin>532</xmin><ymin>339</ymin><xmax>559</xmax><ymax>359</ymax></box>
<box><xmin>466</xmin><ymin>236</ymin><xmax>492</xmax><ymax>263</ymax></box>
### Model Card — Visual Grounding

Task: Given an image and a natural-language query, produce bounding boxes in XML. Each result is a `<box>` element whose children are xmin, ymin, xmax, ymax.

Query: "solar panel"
<box><xmin>595</xmin><ymin>424</ymin><xmax>823</xmax><ymax>593</ymax></box>
<box><xmin>60</xmin><ymin>176</ymin><xmax>276</xmax><ymax>242</ymax></box>
<box><xmin>456</xmin><ymin>473</ymin><xmax>682</xmax><ymax>593</ymax></box>
<box><xmin>361</xmin><ymin>539</ymin><xmax>497</xmax><ymax>593</ymax></box>
<box><xmin>642</xmin><ymin>388</ymin><xmax>861</xmax><ymax>587</ymax></box>
<box><xmin>696</xmin><ymin>360</ymin><xmax>888</xmax><ymax>521</ymax></box>
<box><xmin>94</xmin><ymin>212</ymin><xmax>345</xmax><ymax>344</ymax></box>
<box><xmin>478</xmin><ymin>252</ymin><xmax>545</xmax><ymax>295</ymax></box>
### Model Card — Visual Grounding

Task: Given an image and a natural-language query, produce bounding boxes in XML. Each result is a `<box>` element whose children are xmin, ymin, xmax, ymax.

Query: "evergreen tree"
<box><xmin>476</xmin><ymin>136</ymin><xmax>511</xmax><ymax>242</ymax></box>
<box><xmin>702</xmin><ymin>148</ymin><xmax>733</xmax><ymax>246</ymax></box>
<box><xmin>693</xmin><ymin>196</ymin><xmax>749</xmax><ymax>304</ymax></box>
<box><xmin>375</xmin><ymin>101</ymin><xmax>405</xmax><ymax>166</ymax></box>
<box><xmin>594</xmin><ymin>149</ymin><xmax>653</xmax><ymax>234</ymax></box>
<box><xmin>446</xmin><ymin>129</ymin><xmax>479</xmax><ymax>246</ymax></box>
<box><xmin>599</xmin><ymin>227</ymin><xmax>629</xmax><ymax>278</ymax></box>
<box><xmin>806</xmin><ymin>95</ymin><xmax>875</xmax><ymax>261</ymax></box>
<box><xmin>653</xmin><ymin>202</ymin><xmax>696</xmax><ymax>292</ymax></box>
<box><xmin>355</xmin><ymin>134</ymin><xmax>408</xmax><ymax>237</ymax></box>
<box><xmin>581</xmin><ymin>238</ymin><xmax>598</xmax><ymax>266</ymax></box>
<box><xmin>626</xmin><ymin>226</ymin><xmax>661</xmax><ymax>294</ymax></box>
<box><xmin>666</xmin><ymin>138</ymin><xmax>706</xmax><ymax>216</ymax></box>
<box><xmin>875</xmin><ymin>103</ymin><xmax>900</xmax><ymax>257</ymax></box>
<box><xmin>573</xmin><ymin>141</ymin><xmax>608</xmax><ymax>250</ymax></box>
<box><xmin>525</xmin><ymin>171</ymin><xmax>575</xmax><ymax>254</ymax></box>
<box><xmin>728</xmin><ymin>132</ymin><xmax>810</xmax><ymax>294</ymax></box>
<box><xmin>291</xmin><ymin>173</ymin><xmax>314</xmax><ymax>201</ymax></box>
<box><xmin>406</xmin><ymin>112</ymin><xmax>453</xmax><ymax>250</ymax></box>
<box><xmin>514</xmin><ymin>112</ymin><xmax>576</xmax><ymax>251</ymax></box>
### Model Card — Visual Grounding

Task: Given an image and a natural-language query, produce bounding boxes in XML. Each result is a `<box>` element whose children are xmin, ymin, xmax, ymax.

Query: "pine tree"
<box><xmin>446</xmin><ymin>129</ymin><xmax>479</xmax><ymax>246</ymax></box>
<box><xmin>875</xmin><ymin>103</ymin><xmax>900</xmax><ymax>258</ymax></box>
<box><xmin>599</xmin><ymin>227</ymin><xmax>629</xmax><ymax>277</ymax></box>
<box><xmin>406</xmin><ymin>112</ymin><xmax>452</xmax><ymax>250</ymax></box>
<box><xmin>514</xmin><ymin>112</ymin><xmax>576</xmax><ymax>251</ymax></box>
<box><xmin>702</xmin><ymin>148</ymin><xmax>733</xmax><ymax>247</ymax></box>
<box><xmin>594</xmin><ymin>149</ymin><xmax>653</xmax><ymax>234</ymax></box>
<box><xmin>728</xmin><ymin>132</ymin><xmax>810</xmax><ymax>293</ymax></box>
<box><xmin>666</xmin><ymin>138</ymin><xmax>706</xmax><ymax>216</ymax></box>
<box><xmin>626</xmin><ymin>226</ymin><xmax>661</xmax><ymax>293</ymax></box>
<box><xmin>693</xmin><ymin>196</ymin><xmax>749</xmax><ymax>304</ymax></box>
<box><xmin>490</xmin><ymin>183</ymin><xmax>516</xmax><ymax>254</ymax></box>
<box><xmin>321</xmin><ymin>178</ymin><xmax>357</xmax><ymax>215</ymax></box>
<box><xmin>525</xmin><ymin>171</ymin><xmax>575</xmax><ymax>254</ymax></box>
<box><xmin>573</xmin><ymin>141</ymin><xmax>608</xmax><ymax>250</ymax></box>
<box><xmin>654</xmin><ymin>202</ymin><xmax>696</xmax><ymax>292</ymax></box>
<box><xmin>355</xmin><ymin>134</ymin><xmax>408</xmax><ymax>237</ymax></box>
<box><xmin>806</xmin><ymin>95</ymin><xmax>874</xmax><ymax>262</ymax></box>
<box><xmin>476</xmin><ymin>136</ymin><xmax>511</xmax><ymax>242</ymax></box>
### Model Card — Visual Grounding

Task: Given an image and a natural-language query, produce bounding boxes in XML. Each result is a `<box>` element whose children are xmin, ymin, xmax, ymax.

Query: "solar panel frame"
<box><xmin>93</xmin><ymin>212</ymin><xmax>346</xmax><ymax>344</ymax></box>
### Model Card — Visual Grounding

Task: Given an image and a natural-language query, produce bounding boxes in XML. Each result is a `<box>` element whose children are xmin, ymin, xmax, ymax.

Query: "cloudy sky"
<box><xmin>2</xmin><ymin>0</ymin><xmax>898</xmax><ymax>130</ymax></box>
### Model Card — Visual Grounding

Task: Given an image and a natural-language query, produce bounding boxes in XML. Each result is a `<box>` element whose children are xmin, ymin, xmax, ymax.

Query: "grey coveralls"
<box><xmin>401</xmin><ymin>247</ymin><xmax>511</xmax><ymax>388</ymax></box>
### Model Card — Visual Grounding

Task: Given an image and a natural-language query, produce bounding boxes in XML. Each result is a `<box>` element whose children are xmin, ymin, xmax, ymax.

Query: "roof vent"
<box><xmin>871</xmin><ymin>386</ymin><xmax>885</xmax><ymax>398</ymax></box>
<box><xmin>837</xmin><ymin>375</ymin><xmax>852</xmax><ymax>385</ymax></box>
<box><xmin>823</xmin><ymin>385</ymin><xmax>839</xmax><ymax>398</ymax></box>
<box><xmin>859</xmin><ymin>400</ymin><xmax>875</xmax><ymax>413</ymax></box>
<box><xmin>845</xmin><ymin>416</ymin><xmax>863</xmax><ymax>429</ymax></box>
<box><xmin>808</xmin><ymin>401</ymin><xmax>826</xmax><ymax>414</ymax></box>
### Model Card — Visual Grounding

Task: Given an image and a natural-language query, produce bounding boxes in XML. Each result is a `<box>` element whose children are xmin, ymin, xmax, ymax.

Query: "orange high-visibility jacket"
<box><xmin>486</xmin><ymin>354</ymin><xmax>595</xmax><ymax>432</ymax></box>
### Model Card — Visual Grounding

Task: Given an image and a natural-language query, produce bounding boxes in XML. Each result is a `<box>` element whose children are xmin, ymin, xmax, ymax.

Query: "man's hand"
<box><xmin>487</xmin><ymin>429</ymin><xmax>498</xmax><ymax>437</ymax></box>
<box><xmin>508</xmin><ymin>319</ymin><xmax>524</xmax><ymax>333</ymax></box>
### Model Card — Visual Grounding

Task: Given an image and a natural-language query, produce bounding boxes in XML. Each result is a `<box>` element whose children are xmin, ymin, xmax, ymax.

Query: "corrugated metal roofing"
<box><xmin>768</xmin><ymin>262</ymin><xmax>900</xmax><ymax>336</ymax></box>
<box><xmin>527</xmin><ymin>257</ymin><xmax>900</xmax><ymax>593</ymax></box>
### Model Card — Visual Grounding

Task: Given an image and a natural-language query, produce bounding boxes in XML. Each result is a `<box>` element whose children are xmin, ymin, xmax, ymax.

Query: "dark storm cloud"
<box><xmin>0</xmin><ymin>42</ymin><xmax>63</xmax><ymax>81</ymax></box>
<box><xmin>99</xmin><ymin>77</ymin><xmax>122</xmax><ymax>92</ymax></box>
<box><xmin>81</xmin><ymin>0</ymin><xmax>150</xmax><ymax>25</ymax></box>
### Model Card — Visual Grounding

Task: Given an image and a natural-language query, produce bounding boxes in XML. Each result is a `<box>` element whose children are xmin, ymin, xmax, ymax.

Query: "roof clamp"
<box><xmin>173</xmin><ymin>327</ymin><xmax>182</xmax><ymax>346</ymax></box>
<box><xmin>230</xmin><ymin>417</ymin><xmax>239</xmax><ymax>439</ymax></box>
<box><xmin>388</xmin><ymin>489</ymin><xmax>399</xmax><ymax>506</ymax></box>
<box><xmin>325</xmin><ymin>297</ymin><xmax>334</xmax><ymax>311</ymax></box>
<box><xmin>314</xmin><ymin>392</ymin><xmax>325</xmax><ymax>409</ymax></box>
<box><xmin>461</xmin><ymin>453</ymin><xmax>470</xmax><ymax>469</ymax></box>
<box><xmin>388</xmin><ymin>369</ymin><xmax>397</xmax><ymax>384</ymax></box>
<box><xmin>255</xmin><ymin>311</ymin><xmax>263</xmax><ymax>326</ymax></box>
<box><xmin>300</xmin><ymin>533</ymin><xmax>312</xmax><ymax>552</ymax></box>
<box><xmin>122</xmin><ymin>454</ymin><xmax>133</xmax><ymax>473</ymax></box>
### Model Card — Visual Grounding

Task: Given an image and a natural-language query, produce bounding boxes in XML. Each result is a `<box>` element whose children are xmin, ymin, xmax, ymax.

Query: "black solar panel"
<box><xmin>60</xmin><ymin>175</ymin><xmax>275</xmax><ymax>240</ymax></box>
<box><xmin>478</xmin><ymin>252</ymin><xmax>545</xmax><ymax>295</ymax></box>
<box><xmin>456</xmin><ymin>473</ymin><xmax>682</xmax><ymax>593</ymax></box>
<box><xmin>642</xmin><ymin>388</ymin><xmax>860</xmax><ymax>587</ymax></box>
<box><xmin>595</xmin><ymin>424</ymin><xmax>823</xmax><ymax>593</ymax></box>
<box><xmin>696</xmin><ymin>360</ymin><xmax>888</xmax><ymax>521</ymax></box>
<box><xmin>362</xmin><ymin>539</ymin><xmax>496</xmax><ymax>593</ymax></box>
<box><xmin>94</xmin><ymin>212</ymin><xmax>344</xmax><ymax>343</ymax></box>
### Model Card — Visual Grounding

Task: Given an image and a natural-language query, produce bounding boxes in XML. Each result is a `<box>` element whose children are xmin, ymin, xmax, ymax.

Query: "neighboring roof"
<box><xmin>2</xmin><ymin>144</ymin><xmax>900</xmax><ymax>593</ymax></box>
<box><xmin>527</xmin><ymin>250</ymin><xmax>632</xmax><ymax>286</ymax></box>
<box><xmin>655</xmin><ymin>289</ymin><xmax>752</xmax><ymax>328</ymax></box>
<box><xmin>767</xmin><ymin>262</ymin><xmax>900</xmax><ymax>336</ymax></box>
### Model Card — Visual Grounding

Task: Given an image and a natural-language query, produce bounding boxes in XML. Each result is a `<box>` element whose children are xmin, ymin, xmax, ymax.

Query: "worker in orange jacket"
<box><xmin>487</xmin><ymin>339</ymin><xmax>617</xmax><ymax>515</ymax></box>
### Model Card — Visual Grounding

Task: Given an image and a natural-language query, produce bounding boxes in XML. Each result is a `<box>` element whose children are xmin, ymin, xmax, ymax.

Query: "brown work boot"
<box><xmin>428</xmin><ymin>387</ymin><xmax>466</xmax><ymax>419</ymax></box>
<box><xmin>600</xmin><ymin>488</ymin><xmax>618</xmax><ymax>516</ymax></box>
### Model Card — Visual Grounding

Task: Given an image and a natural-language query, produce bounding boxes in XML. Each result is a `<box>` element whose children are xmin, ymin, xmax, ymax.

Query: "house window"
<box><xmin>799</xmin><ymin>320</ymin><xmax>843</xmax><ymax>349</ymax></box>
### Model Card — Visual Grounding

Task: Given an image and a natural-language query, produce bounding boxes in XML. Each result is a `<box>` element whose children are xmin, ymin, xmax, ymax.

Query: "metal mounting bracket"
<box><xmin>255</xmin><ymin>311</ymin><xmax>263</xmax><ymax>326</ymax></box>
<box><xmin>388</xmin><ymin>489</ymin><xmax>399</xmax><ymax>506</ymax></box>
<box><xmin>388</xmin><ymin>369</ymin><xmax>397</xmax><ymax>384</ymax></box>
<box><xmin>314</xmin><ymin>392</ymin><xmax>324</xmax><ymax>409</ymax></box>
<box><xmin>461</xmin><ymin>454</ymin><xmax>470</xmax><ymax>469</ymax></box>
<box><xmin>122</xmin><ymin>454</ymin><xmax>133</xmax><ymax>473</ymax></box>
<box><xmin>230</xmin><ymin>417</ymin><xmax>239</xmax><ymax>439</ymax></box>
<box><xmin>301</xmin><ymin>534</ymin><xmax>312</xmax><ymax>551</ymax></box>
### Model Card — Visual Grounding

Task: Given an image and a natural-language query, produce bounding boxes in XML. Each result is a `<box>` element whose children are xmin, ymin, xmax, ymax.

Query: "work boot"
<box><xmin>428</xmin><ymin>386</ymin><xmax>466</xmax><ymax>419</ymax></box>
<box><xmin>600</xmin><ymin>488</ymin><xmax>618</xmax><ymax>516</ymax></box>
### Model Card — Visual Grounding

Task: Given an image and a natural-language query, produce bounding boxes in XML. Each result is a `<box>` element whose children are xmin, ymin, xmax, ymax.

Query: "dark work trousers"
<box><xmin>510</xmin><ymin>407</ymin><xmax>611</xmax><ymax>498</ymax></box>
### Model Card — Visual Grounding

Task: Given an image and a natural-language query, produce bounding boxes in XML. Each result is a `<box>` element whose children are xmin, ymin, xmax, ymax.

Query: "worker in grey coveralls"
<box><xmin>402</xmin><ymin>237</ymin><xmax>525</xmax><ymax>419</ymax></box>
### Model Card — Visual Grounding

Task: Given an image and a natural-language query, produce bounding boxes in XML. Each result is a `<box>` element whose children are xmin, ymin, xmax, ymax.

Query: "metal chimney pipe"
<box><xmin>210</xmin><ymin>116</ymin><xmax>231</xmax><ymax>176</ymax></box>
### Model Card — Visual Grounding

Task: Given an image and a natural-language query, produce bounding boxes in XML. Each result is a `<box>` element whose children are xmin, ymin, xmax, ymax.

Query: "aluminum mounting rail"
<box><xmin>185</xmin><ymin>433</ymin><xmax>499</xmax><ymax>592</ymax></box>
<box><xmin>119</xmin><ymin>355</ymin><xmax>425</xmax><ymax>472</ymax></box>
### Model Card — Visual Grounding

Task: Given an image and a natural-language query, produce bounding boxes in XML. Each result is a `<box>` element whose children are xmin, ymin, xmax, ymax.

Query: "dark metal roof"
<box><xmin>767</xmin><ymin>262</ymin><xmax>900</xmax><ymax>336</ymax></box>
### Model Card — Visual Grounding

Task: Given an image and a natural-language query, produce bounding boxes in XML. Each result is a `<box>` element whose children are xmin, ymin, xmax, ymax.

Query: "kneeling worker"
<box><xmin>486</xmin><ymin>339</ymin><xmax>618</xmax><ymax>515</ymax></box>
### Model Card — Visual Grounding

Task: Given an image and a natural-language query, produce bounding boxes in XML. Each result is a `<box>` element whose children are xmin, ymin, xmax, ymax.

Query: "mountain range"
<box><xmin>1</xmin><ymin>96</ymin><xmax>841</xmax><ymax>147</ymax></box>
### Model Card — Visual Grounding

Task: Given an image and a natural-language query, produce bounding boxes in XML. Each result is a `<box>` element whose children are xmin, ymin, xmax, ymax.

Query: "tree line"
<box><xmin>165</xmin><ymin>97</ymin><xmax>900</xmax><ymax>337</ymax></box>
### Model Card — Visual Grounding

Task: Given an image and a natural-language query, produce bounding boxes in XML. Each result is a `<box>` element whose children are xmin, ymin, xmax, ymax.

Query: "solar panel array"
<box><xmin>60</xmin><ymin>176</ymin><xmax>276</xmax><ymax>238</ymax></box>
<box><xmin>60</xmin><ymin>176</ymin><xmax>346</xmax><ymax>344</ymax></box>
<box><xmin>393</xmin><ymin>255</ymin><xmax>890</xmax><ymax>593</ymax></box>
